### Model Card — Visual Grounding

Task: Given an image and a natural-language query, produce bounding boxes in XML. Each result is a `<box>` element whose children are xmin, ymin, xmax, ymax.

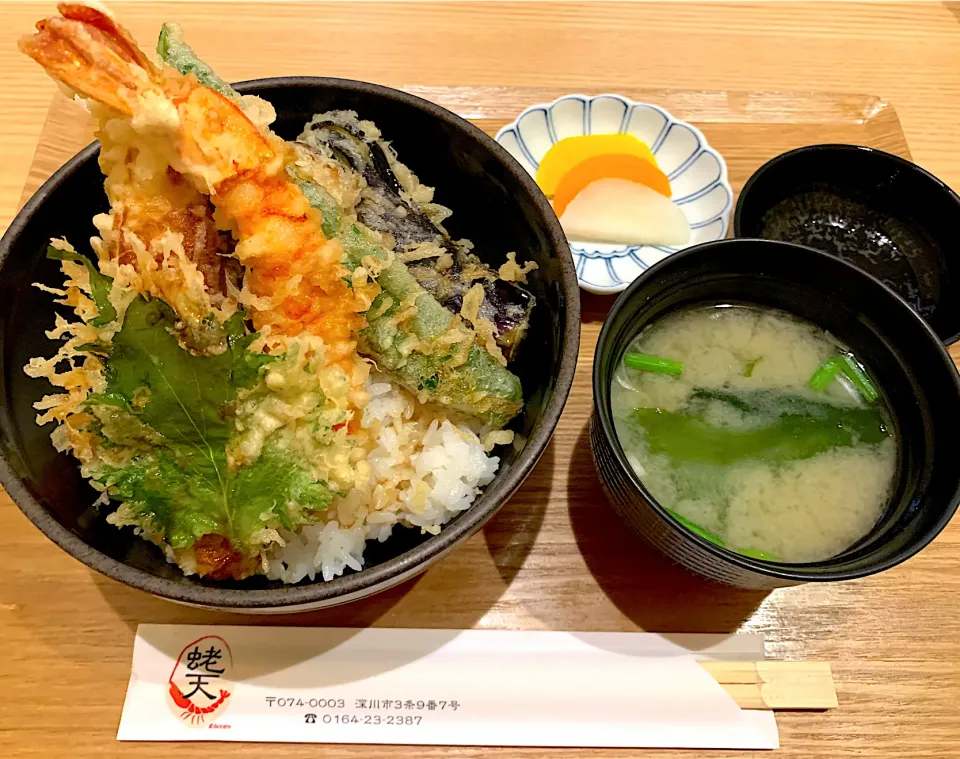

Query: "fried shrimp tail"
<box><xmin>20</xmin><ymin>3</ymin><xmax>379</xmax><ymax>580</ymax></box>
<box><xmin>21</xmin><ymin>3</ymin><xmax>377</xmax><ymax>363</ymax></box>
<box><xmin>20</xmin><ymin>5</ymin><xmax>530</xmax><ymax>587</ymax></box>
<box><xmin>20</xmin><ymin>3</ymin><xmax>158</xmax><ymax>114</ymax></box>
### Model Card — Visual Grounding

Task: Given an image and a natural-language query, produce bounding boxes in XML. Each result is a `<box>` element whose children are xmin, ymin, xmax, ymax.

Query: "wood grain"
<box><xmin>3</xmin><ymin>3</ymin><xmax>960</xmax><ymax>759</ymax></box>
<box><xmin>701</xmin><ymin>662</ymin><xmax>839</xmax><ymax>711</ymax></box>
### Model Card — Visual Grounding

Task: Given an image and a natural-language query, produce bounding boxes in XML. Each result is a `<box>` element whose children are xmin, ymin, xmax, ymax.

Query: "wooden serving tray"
<box><xmin>23</xmin><ymin>86</ymin><xmax>910</xmax><ymax>206</ymax></box>
<box><xmin>10</xmin><ymin>88</ymin><xmax>942</xmax><ymax>750</ymax></box>
<box><xmin>20</xmin><ymin>86</ymin><xmax>916</xmax><ymax>322</ymax></box>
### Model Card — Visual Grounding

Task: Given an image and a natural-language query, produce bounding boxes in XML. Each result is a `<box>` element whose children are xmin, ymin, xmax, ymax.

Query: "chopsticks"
<box><xmin>700</xmin><ymin>661</ymin><xmax>838</xmax><ymax>710</ymax></box>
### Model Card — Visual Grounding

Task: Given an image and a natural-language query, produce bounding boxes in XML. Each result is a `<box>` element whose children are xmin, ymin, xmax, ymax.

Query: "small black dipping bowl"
<box><xmin>591</xmin><ymin>238</ymin><xmax>960</xmax><ymax>589</ymax></box>
<box><xmin>0</xmin><ymin>78</ymin><xmax>580</xmax><ymax>611</ymax></box>
<box><xmin>735</xmin><ymin>144</ymin><xmax>960</xmax><ymax>344</ymax></box>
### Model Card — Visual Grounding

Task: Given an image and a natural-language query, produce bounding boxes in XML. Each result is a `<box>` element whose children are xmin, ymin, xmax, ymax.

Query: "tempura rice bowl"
<box><xmin>0</xmin><ymin>78</ymin><xmax>579</xmax><ymax>611</ymax></box>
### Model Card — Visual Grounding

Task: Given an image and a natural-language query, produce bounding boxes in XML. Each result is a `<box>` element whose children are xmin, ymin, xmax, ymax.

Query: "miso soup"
<box><xmin>611</xmin><ymin>305</ymin><xmax>897</xmax><ymax>563</ymax></box>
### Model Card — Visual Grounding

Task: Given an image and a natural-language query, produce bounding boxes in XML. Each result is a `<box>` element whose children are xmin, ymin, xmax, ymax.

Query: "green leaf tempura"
<box><xmin>156</xmin><ymin>23</ymin><xmax>237</xmax><ymax>99</ymax></box>
<box><xmin>46</xmin><ymin>245</ymin><xmax>116</xmax><ymax>326</ymax></box>
<box><xmin>90</xmin><ymin>297</ymin><xmax>333</xmax><ymax>557</ymax></box>
<box><xmin>155</xmin><ymin>29</ymin><xmax>526</xmax><ymax>429</ymax></box>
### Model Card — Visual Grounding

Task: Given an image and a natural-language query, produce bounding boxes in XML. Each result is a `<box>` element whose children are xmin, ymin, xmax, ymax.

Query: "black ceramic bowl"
<box><xmin>0</xmin><ymin>78</ymin><xmax>580</xmax><ymax>611</ymax></box>
<box><xmin>591</xmin><ymin>238</ymin><xmax>960</xmax><ymax>589</ymax></box>
<box><xmin>735</xmin><ymin>144</ymin><xmax>960</xmax><ymax>344</ymax></box>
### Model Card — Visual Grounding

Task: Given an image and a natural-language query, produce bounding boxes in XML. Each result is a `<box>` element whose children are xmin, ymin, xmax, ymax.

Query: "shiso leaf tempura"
<box><xmin>19</xmin><ymin>5</ymin><xmax>535</xmax><ymax>583</ymax></box>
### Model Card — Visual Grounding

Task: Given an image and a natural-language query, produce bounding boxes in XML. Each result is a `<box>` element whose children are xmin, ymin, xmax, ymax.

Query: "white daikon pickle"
<box><xmin>559</xmin><ymin>178</ymin><xmax>691</xmax><ymax>246</ymax></box>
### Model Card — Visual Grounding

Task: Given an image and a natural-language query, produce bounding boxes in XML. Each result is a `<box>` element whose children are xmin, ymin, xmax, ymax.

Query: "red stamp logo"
<box><xmin>166</xmin><ymin>635</ymin><xmax>234</xmax><ymax>726</ymax></box>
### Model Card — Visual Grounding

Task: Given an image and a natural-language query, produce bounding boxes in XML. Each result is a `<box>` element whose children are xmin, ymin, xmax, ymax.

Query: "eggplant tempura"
<box><xmin>20</xmin><ymin>4</ymin><xmax>535</xmax><ymax>582</ymax></box>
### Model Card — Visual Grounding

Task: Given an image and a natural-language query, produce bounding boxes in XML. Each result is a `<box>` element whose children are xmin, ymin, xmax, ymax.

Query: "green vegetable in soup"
<box><xmin>809</xmin><ymin>356</ymin><xmax>844</xmax><ymax>391</ymax></box>
<box><xmin>667</xmin><ymin>509</ymin><xmax>724</xmax><ymax>545</ymax></box>
<box><xmin>666</xmin><ymin>508</ymin><xmax>778</xmax><ymax>562</ymax></box>
<box><xmin>809</xmin><ymin>353</ymin><xmax>880</xmax><ymax>403</ymax></box>
<box><xmin>630</xmin><ymin>388</ymin><xmax>890</xmax><ymax>467</ymax></box>
<box><xmin>742</xmin><ymin>358</ymin><xmax>761</xmax><ymax>378</ymax></box>
<box><xmin>840</xmin><ymin>354</ymin><xmax>880</xmax><ymax>404</ymax></box>
<box><xmin>738</xmin><ymin>547</ymin><xmax>779</xmax><ymax>561</ymax></box>
<box><xmin>624</xmin><ymin>352</ymin><xmax>684</xmax><ymax>376</ymax></box>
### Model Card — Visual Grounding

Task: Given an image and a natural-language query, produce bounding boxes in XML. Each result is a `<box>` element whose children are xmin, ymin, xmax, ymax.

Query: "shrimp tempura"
<box><xmin>21</xmin><ymin>3</ymin><xmax>378</xmax><ymax>368</ymax></box>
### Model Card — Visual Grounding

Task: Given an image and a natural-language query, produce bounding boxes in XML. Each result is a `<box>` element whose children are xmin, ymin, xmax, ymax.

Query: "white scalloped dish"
<box><xmin>496</xmin><ymin>94</ymin><xmax>733</xmax><ymax>294</ymax></box>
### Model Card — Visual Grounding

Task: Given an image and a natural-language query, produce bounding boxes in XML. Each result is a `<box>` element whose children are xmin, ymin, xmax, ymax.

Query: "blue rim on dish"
<box><xmin>496</xmin><ymin>94</ymin><xmax>733</xmax><ymax>295</ymax></box>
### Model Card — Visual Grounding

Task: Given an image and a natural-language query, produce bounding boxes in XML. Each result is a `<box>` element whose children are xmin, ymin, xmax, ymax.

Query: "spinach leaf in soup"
<box><xmin>630</xmin><ymin>388</ymin><xmax>890</xmax><ymax>467</ymax></box>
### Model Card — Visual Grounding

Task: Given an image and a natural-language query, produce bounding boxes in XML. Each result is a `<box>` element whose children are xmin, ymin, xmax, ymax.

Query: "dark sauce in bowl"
<box><xmin>760</xmin><ymin>190</ymin><xmax>941</xmax><ymax>319</ymax></box>
<box><xmin>735</xmin><ymin>145</ymin><xmax>960</xmax><ymax>344</ymax></box>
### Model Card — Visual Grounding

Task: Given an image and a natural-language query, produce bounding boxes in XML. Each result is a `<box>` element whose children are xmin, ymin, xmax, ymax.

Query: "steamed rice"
<box><xmin>265</xmin><ymin>377</ymin><xmax>500</xmax><ymax>582</ymax></box>
<box><xmin>22</xmin><ymin>18</ymin><xmax>522</xmax><ymax>583</ymax></box>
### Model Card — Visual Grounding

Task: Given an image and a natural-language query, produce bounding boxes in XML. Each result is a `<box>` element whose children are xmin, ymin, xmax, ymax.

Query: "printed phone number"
<box><xmin>313</xmin><ymin>714</ymin><xmax>423</xmax><ymax>726</ymax></box>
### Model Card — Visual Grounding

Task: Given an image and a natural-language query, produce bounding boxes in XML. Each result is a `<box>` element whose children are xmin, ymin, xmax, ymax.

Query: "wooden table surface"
<box><xmin>4</xmin><ymin>3</ymin><xmax>960</xmax><ymax>758</ymax></box>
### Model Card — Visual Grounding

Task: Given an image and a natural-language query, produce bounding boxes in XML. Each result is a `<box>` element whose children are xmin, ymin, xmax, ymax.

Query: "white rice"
<box><xmin>264</xmin><ymin>379</ymin><xmax>500</xmax><ymax>583</ymax></box>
